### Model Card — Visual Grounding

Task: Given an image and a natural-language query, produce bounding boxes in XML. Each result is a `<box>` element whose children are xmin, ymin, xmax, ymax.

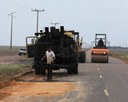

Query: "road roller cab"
<box><xmin>91</xmin><ymin>34</ymin><xmax>109</xmax><ymax>63</ymax></box>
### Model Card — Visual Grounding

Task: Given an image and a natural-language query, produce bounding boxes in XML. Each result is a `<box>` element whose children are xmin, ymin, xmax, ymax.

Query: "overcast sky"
<box><xmin>0</xmin><ymin>0</ymin><xmax>128</xmax><ymax>47</ymax></box>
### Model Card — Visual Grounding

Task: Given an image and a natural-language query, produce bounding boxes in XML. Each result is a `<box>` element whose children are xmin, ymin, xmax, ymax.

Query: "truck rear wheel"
<box><xmin>35</xmin><ymin>67</ymin><xmax>40</xmax><ymax>75</ymax></box>
<box><xmin>40</xmin><ymin>67</ymin><xmax>46</xmax><ymax>75</ymax></box>
<box><xmin>67</xmin><ymin>63</ymin><xmax>78</xmax><ymax>74</ymax></box>
<box><xmin>67</xmin><ymin>63</ymin><xmax>75</xmax><ymax>74</ymax></box>
<box><xmin>67</xmin><ymin>66</ymin><xmax>72</xmax><ymax>74</ymax></box>
<box><xmin>73</xmin><ymin>63</ymin><xmax>78</xmax><ymax>74</ymax></box>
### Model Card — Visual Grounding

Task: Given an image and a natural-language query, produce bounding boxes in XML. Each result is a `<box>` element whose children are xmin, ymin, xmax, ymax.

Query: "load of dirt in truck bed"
<box><xmin>0</xmin><ymin>81</ymin><xmax>76</xmax><ymax>101</ymax></box>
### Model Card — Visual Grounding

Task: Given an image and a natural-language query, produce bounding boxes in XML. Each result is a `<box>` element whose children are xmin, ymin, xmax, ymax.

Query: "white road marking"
<box><xmin>104</xmin><ymin>90</ymin><xmax>109</xmax><ymax>96</ymax></box>
<box><xmin>99</xmin><ymin>75</ymin><xmax>102</xmax><ymax>78</ymax></box>
<box><xmin>97</xmin><ymin>68</ymin><xmax>100</xmax><ymax>71</ymax></box>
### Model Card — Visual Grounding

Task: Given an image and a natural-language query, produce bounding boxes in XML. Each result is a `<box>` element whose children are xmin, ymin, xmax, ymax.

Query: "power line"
<box><xmin>0</xmin><ymin>15</ymin><xmax>8</xmax><ymax>19</ymax></box>
<box><xmin>12</xmin><ymin>0</ymin><xmax>35</xmax><ymax>9</ymax></box>
<box><xmin>8</xmin><ymin>12</ymin><xmax>16</xmax><ymax>50</ymax></box>
<box><xmin>44</xmin><ymin>12</ymin><xmax>54</xmax><ymax>22</ymax></box>
<box><xmin>6</xmin><ymin>0</ymin><xmax>38</xmax><ymax>11</ymax></box>
<box><xmin>12</xmin><ymin>0</ymin><xmax>30</xmax><ymax>9</ymax></box>
<box><xmin>44</xmin><ymin>12</ymin><xmax>61</xmax><ymax>26</ymax></box>
<box><xmin>31</xmin><ymin>9</ymin><xmax>44</xmax><ymax>32</ymax></box>
<box><xmin>6</xmin><ymin>0</ymin><xmax>30</xmax><ymax>10</ymax></box>
<box><xmin>21</xmin><ymin>0</ymin><xmax>37</xmax><ymax>9</ymax></box>
<box><xmin>6</xmin><ymin>0</ymin><xmax>15</xmax><ymax>5</ymax></box>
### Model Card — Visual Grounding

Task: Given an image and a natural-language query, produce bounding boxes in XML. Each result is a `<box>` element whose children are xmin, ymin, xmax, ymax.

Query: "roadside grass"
<box><xmin>0</xmin><ymin>46</ymin><xmax>32</xmax><ymax>82</ymax></box>
<box><xmin>0</xmin><ymin>63</ymin><xmax>32</xmax><ymax>82</ymax></box>
<box><xmin>110</xmin><ymin>48</ymin><xmax>128</xmax><ymax>63</ymax></box>
<box><xmin>0</xmin><ymin>64</ymin><xmax>23</xmax><ymax>81</ymax></box>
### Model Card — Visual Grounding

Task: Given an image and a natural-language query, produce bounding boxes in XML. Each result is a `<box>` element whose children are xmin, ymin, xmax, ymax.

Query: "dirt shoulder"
<box><xmin>0</xmin><ymin>55</ymin><xmax>27</xmax><ymax>65</ymax></box>
<box><xmin>110</xmin><ymin>48</ymin><xmax>128</xmax><ymax>64</ymax></box>
<box><xmin>110</xmin><ymin>53</ymin><xmax>128</xmax><ymax>64</ymax></box>
<box><xmin>0</xmin><ymin>81</ymin><xmax>76</xmax><ymax>101</ymax></box>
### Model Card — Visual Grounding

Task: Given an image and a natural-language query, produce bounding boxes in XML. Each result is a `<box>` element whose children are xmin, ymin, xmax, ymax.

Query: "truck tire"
<box><xmin>35</xmin><ymin>67</ymin><xmax>40</xmax><ymax>75</ymax></box>
<box><xmin>67</xmin><ymin>64</ymin><xmax>73</xmax><ymax>74</ymax></box>
<box><xmin>79</xmin><ymin>51</ymin><xmax>86</xmax><ymax>63</ymax></box>
<box><xmin>34</xmin><ymin>62</ymin><xmax>41</xmax><ymax>75</ymax></box>
<box><xmin>73</xmin><ymin>63</ymin><xmax>78</xmax><ymax>74</ymax></box>
<box><xmin>40</xmin><ymin>67</ymin><xmax>46</xmax><ymax>75</ymax></box>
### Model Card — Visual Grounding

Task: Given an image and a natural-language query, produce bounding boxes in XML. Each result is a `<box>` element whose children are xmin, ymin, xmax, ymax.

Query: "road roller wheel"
<box><xmin>91</xmin><ymin>54</ymin><xmax>109</xmax><ymax>63</ymax></box>
<box><xmin>105</xmin><ymin>55</ymin><xmax>109</xmax><ymax>63</ymax></box>
<box><xmin>91</xmin><ymin>56</ymin><xmax>95</xmax><ymax>63</ymax></box>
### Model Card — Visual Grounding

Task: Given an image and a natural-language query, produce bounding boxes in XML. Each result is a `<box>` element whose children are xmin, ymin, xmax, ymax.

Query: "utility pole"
<box><xmin>51</xmin><ymin>22</ymin><xmax>60</xmax><ymax>28</ymax></box>
<box><xmin>8</xmin><ymin>12</ymin><xmax>16</xmax><ymax>50</ymax></box>
<box><xmin>31</xmin><ymin>9</ymin><xmax>44</xmax><ymax>32</ymax></box>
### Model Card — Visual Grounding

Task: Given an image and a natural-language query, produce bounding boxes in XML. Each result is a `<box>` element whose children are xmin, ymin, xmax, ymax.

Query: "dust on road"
<box><xmin>0</xmin><ymin>81</ymin><xmax>77</xmax><ymax>102</ymax></box>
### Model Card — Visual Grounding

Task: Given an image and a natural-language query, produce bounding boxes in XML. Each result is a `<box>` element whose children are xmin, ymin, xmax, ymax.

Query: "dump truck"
<box><xmin>26</xmin><ymin>26</ymin><xmax>86</xmax><ymax>75</ymax></box>
<box><xmin>91</xmin><ymin>34</ymin><xmax>109</xmax><ymax>63</ymax></box>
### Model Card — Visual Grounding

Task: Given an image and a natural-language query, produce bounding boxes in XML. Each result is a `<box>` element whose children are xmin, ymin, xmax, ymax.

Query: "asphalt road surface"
<box><xmin>1</xmin><ymin>51</ymin><xmax>128</xmax><ymax>102</ymax></box>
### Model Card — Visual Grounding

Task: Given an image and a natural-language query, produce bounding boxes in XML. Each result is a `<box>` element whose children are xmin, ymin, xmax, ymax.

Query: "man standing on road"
<box><xmin>42</xmin><ymin>47</ymin><xmax>55</xmax><ymax>81</ymax></box>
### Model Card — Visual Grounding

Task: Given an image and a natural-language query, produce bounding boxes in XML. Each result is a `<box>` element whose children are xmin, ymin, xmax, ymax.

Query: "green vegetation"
<box><xmin>0</xmin><ymin>64</ymin><xmax>23</xmax><ymax>81</ymax></box>
<box><xmin>0</xmin><ymin>63</ymin><xmax>32</xmax><ymax>82</ymax></box>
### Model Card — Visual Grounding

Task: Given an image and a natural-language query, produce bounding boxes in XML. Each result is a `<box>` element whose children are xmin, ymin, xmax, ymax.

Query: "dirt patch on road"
<box><xmin>0</xmin><ymin>81</ymin><xmax>76</xmax><ymax>101</ymax></box>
